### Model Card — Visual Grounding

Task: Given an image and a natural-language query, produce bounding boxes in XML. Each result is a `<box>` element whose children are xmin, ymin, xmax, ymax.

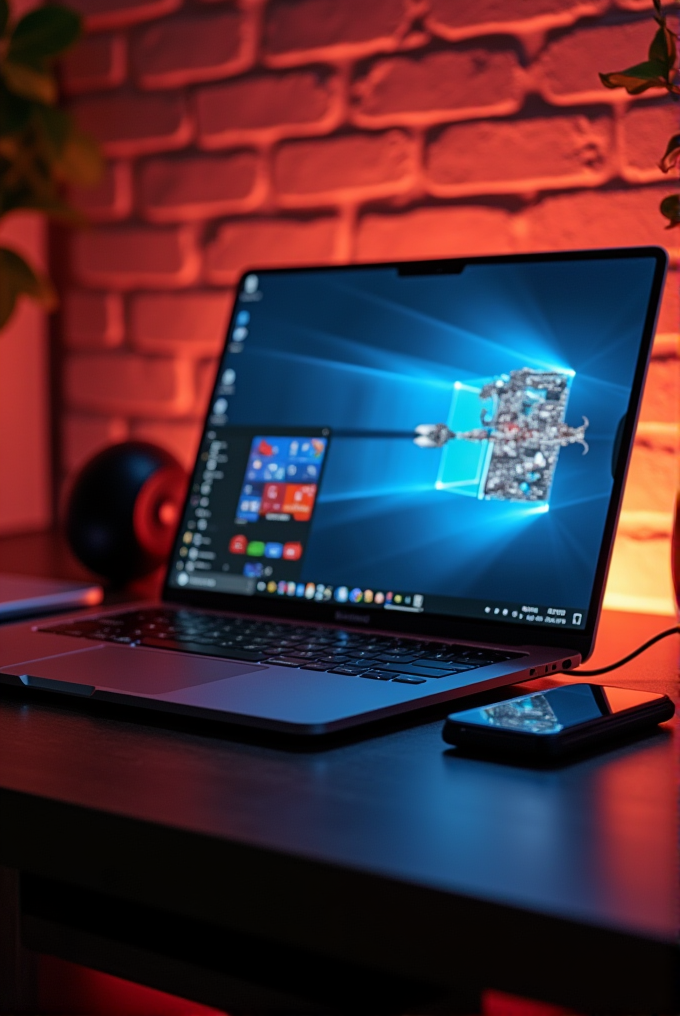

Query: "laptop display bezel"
<box><xmin>162</xmin><ymin>247</ymin><xmax>668</xmax><ymax>662</ymax></box>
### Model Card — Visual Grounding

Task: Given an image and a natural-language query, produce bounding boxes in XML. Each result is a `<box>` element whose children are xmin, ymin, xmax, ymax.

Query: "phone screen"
<box><xmin>448</xmin><ymin>684</ymin><xmax>666</xmax><ymax>736</ymax></box>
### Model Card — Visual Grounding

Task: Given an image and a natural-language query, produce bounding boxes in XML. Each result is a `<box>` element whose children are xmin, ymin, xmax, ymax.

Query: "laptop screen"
<box><xmin>167</xmin><ymin>250</ymin><xmax>664</xmax><ymax>637</ymax></box>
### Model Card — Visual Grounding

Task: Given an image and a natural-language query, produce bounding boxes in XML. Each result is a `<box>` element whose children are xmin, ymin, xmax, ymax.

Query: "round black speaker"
<box><xmin>65</xmin><ymin>441</ymin><xmax>188</xmax><ymax>582</ymax></box>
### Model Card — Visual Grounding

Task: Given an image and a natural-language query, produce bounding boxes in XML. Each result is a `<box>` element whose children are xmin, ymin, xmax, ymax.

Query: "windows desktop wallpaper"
<box><xmin>216</xmin><ymin>257</ymin><xmax>657</xmax><ymax>618</ymax></box>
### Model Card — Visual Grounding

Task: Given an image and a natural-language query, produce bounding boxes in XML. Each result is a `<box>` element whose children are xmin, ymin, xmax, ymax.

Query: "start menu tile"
<box><xmin>228</xmin><ymin>431</ymin><xmax>329</xmax><ymax>585</ymax></box>
<box><xmin>236</xmin><ymin>435</ymin><xmax>327</xmax><ymax>523</ymax></box>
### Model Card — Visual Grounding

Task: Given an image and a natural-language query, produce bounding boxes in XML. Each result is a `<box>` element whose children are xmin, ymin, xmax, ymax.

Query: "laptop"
<box><xmin>0</xmin><ymin>247</ymin><xmax>667</xmax><ymax>735</ymax></box>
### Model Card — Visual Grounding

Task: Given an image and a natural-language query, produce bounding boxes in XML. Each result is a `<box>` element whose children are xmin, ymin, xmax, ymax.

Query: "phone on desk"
<box><xmin>442</xmin><ymin>684</ymin><xmax>675</xmax><ymax>761</ymax></box>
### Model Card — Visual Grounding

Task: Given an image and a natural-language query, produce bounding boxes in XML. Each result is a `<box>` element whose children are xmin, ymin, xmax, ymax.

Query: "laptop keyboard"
<box><xmin>40</xmin><ymin>609</ymin><xmax>523</xmax><ymax>685</ymax></box>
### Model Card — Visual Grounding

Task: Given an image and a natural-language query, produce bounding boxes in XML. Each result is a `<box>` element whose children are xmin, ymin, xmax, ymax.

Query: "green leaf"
<box><xmin>660</xmin><ymin>194</ymin><xmax>680</xmax><ymax>228</ymax></box>
<box><xmin>0</xmin><ymin>82</ymin><xmax>32</xmax><ymax>135</ymax></box>
<box><xmin>648</xmin><ymin>22</ymin><xmax>677</xmax><ymax>76</ymax></box>
<box><xmin>0</xmin><ymin>245</ymin><xmax>56</xmax><ymax>329</ymax></box>
<box><xmin>659</xmin><ymin>133</ymin><xmax>680</xmax><ymax>172</ymax></box>
<box><xmin>55</xmin><ymin>128</ymin><xmax>103</xmax><ymax>186</ymax></box>
<box><xmin>0</xmin><ymin>0</ymin><xmax>9</xmax><ymax>37</ymax></box>
<box><xmin>7</xmin><ymin>193</ymin><xmax>84</xmax><ymax>223</ymax></box>
<box><xmin>1</xmin><ymin>60</ymin><xmax>56</xmax><ymax>103</ymax></box>
<box><xmin>599</xmin><ymin>59</ymin><xmax>670</xmax><ymax>94</ymax></box>
<box><xmin>8</xmin><ymin>5</ymin><xmax>81</xmax><ymax>65</ymax></box>
<box><xmin>33</xmin><ymin>103</ymin><xmax>70</xmax><ymax>156</ymax></box>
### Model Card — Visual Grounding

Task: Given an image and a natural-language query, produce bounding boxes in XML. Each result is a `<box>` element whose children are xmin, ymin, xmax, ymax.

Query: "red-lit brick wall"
<box><xmin>59</xmin><ymin>0</ymin><xmax>679</xmax><ymax>611</ymax></box>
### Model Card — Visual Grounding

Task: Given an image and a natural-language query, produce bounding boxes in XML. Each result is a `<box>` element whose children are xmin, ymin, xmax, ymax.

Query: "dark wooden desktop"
<box><xmin>0</xmin><ymin>531</ymin><xmax>677</xmax><ymax>1014</ymax></box>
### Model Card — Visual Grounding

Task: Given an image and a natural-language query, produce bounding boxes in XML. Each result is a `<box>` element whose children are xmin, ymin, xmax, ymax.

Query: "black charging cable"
<box><xmin>573</xmin><ymin>625</ymin><xmax>680</xmax><ymax>676</ymax></box>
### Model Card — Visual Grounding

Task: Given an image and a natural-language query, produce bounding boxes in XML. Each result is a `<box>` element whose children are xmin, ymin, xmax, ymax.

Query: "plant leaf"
<box><xmin>660</xmin><ymin>194</ymin><xmax>680</xmax><ymax>228</ymax></box>
<box><xmin>55</xmin><ymin>128</ymin><xmax>104</xmax><ymax>186</ymax></box>
<box><xmin>8</xmin><ymin>194</ymin><xmax>84</xmax><ymax>223</ymax></box>
<box><xmin>0</xmin><ymin>82</ymin><xmax>32</xmax><ymax>135</ymax></box>
<box><xmin>33</xmin><ymin>102</ymin><xmax>70</xmax><ymax>156</ymax></box>
<box><xmin>8</xmin><ymin>5</ymin><xmax>81</xmax><ymax>65</ymax></box>
<box><xmin>1</xmin><ymin>60</ymin><xmax>56</xmax><ymax>103</ymax></box>
<box><xmin>659</xmin><ymin>133</ymin><xmax>680</xmax><ymax>172</ymax></box>
<box><xmin>599</xmin><ymin>59</ymin><xmax>670</xmax><ymax>94</ymax></box>
<box><xmin>648</xmin><ymin>22</ymin><xmax>676</xmax><ymax>75</ymax></box>
<box><xmin>0</xmin><ymin>245</ymin><xmax>56</xmax><ymax>329</ymax></box>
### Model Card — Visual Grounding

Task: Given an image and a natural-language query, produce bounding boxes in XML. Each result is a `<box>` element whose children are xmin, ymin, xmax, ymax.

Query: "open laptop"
<box><xmin>0</xmin><ymin>247</ymin><xmax>667</xmax><ymax>735</ymax></box>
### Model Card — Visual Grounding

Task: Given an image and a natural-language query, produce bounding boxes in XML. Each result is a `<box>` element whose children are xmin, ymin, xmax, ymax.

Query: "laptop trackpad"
<box><xmin>10</xmin><ymin>644</ymin><xmax>261</xmax><ymax>696</ymax></box>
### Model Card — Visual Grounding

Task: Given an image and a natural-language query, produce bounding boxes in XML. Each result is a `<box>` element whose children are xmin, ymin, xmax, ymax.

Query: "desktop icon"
<box><xmin>229</xmin><ymin>534</ymin><xmax>247</xmax><ymax>554</ymax></box>
<box><xmin>247</xmin><ymin>541</ymin><xmax>265</xmax><ymax>557</ymax></box>
<box><xmin>283</xmin><ymin>542</ymin><xmax>303</xmax><ymax>561</ymax></box>
<box><xmin>334</xmin><ymin>586</ymin><xmax>349</xmax><ymax>603</ymax></box>
<box><xmin>296</xmin><ymin>583</ymin><xmax>305</xmax><ymax>597</ymax></box>
<box><xmin>349</xmin><ymin>588</ymin><xmax>363</xmax><ymax>603</ymax></box>
<box><xmin>267</xmin><ymin>580</ymin><xmax>277</xmax><ymax>593</ymax></box>
<box><xmin>363</xmin><ymin>590</ymin><xmax>374</xmax><ymax>604</ymax></box>
<box><xmin>304</xmin><ymin>582</ymin><xmax>316</xmax><ymax>599</ymax></box>
<box><xmin>374</xmin><ymin>591</ymin><xmax>385</xmax><ymax>605</ymax></box>
<box><xmin>264</xmin><ymin>542</ymin><xmax>283</xmax><ymax>558</ymax></box>
<box><xmin>287</xmin><ymin>582</ymin><xmax>296</xmax><ymax>596</ymax></box>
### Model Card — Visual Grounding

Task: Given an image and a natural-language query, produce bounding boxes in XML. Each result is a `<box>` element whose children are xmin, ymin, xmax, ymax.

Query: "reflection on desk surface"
<box><xmin>0</xmin><ymin>669</ymin><xmax>675</xmax><ymax>944</ymax></box>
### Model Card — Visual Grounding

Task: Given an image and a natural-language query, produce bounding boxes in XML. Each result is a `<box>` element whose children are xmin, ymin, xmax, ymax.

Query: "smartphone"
<box><xmin>442</xmin><ymin>684</ymin><xmax>675</xmax><ymax>760</ymax></box>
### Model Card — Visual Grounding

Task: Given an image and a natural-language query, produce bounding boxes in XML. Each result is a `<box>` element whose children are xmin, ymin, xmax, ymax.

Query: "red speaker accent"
<box><xmin>133</xmin><ymin>462</ymin><xmax>187</xmax><ymax>561</ymax></box>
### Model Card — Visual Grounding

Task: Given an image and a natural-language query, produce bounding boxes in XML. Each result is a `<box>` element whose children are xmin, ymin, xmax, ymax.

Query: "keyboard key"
<box><xmin>141</xmin><ymin>637</ymin><xmax>265</xmax><ymax>662</ymax></box>
<box><xmin>391</xmin><ymin>676</ymin><xmax>426</xmax><ymax>685</ymax></box>
<box><xmin>360</xmin><ymin>671</ymin><xmax>394</xmax><ymax>681</ymax></box>
<box><xmin>373</xmin><ymin>653</ymin><xmax>421</xmax><ymax>664</ymax></box>
<box><xmin>415</xmin><ymin>658</ymin><xmax>476</xmax><ymax>671</ymax></box>
<box><xmin>329</xmin><ymin>666</ymin><xmax>364</xmax><ymax>676</ymax></box>
<box><xmin>378</xmin><ymin>663</ymin><xmax>460</xmax><ymax>678</ymax></box>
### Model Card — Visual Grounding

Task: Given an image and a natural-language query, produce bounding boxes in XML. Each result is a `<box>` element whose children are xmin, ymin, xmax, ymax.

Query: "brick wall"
<box><xmin>59</xmin><ymin>0</ymin><xmax>679</xmax><ymax>612</ymax></box>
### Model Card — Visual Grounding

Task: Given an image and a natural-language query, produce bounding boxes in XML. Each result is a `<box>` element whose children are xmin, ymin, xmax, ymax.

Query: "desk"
<box><xmin>0</xmin><ymin>532</ymin><xmax>677</xmax><ymax>1014</ymax></box>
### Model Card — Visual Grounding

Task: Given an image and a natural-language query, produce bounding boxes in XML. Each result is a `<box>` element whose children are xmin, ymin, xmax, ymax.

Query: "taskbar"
<box><xmin>170</xmin><ymin>570</ymin><xmax>588</xmax><ymax>631</ymax></box>
<box><xmin>424</xmin><ymin>594</ymin><xmax>588</xmax><ymax>630</ymax></box>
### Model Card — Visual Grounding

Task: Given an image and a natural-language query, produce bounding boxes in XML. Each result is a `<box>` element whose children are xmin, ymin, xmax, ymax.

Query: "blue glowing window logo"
<box><xmin>414</xmin><ymin>368</ymin><xmax>588</xmax><ymax>506</ymax></box>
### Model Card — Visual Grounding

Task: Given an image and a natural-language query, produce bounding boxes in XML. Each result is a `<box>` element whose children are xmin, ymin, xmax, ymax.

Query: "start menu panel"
<box><xmin>172</xmin><ymin>427</ymin><xmax>329</xmax><ymax>594</ymax></box>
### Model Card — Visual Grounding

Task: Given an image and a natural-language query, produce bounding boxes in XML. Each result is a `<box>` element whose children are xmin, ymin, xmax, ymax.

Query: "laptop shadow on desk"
<box><xmin>0</xmin><ymin>679</ymin><xmax>461</xmax><ymax>753</ymax></box>
<box><xmin>0</xmin><ymin>672</ymin><xmax>595</xmax><ymax>754</ymax></box>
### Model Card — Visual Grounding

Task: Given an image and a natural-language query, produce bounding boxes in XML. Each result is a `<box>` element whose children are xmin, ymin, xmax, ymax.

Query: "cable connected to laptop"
<box><xmin>573</xmin><ymin>625</ymin><xmax>680</xmax><ymax>676</ymax></box>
